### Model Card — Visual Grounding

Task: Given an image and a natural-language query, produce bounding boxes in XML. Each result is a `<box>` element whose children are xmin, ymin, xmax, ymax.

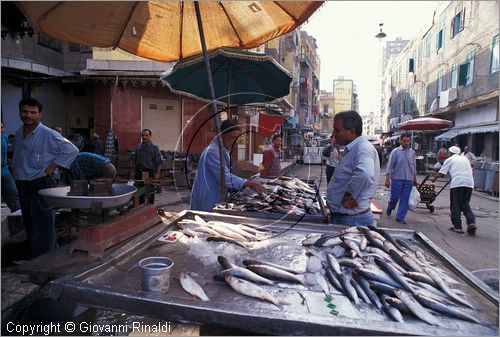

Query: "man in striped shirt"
<box><xmin>385</xmin><ymin>133</ymin><xmax>417</xmax><ymax>224</ymax></box>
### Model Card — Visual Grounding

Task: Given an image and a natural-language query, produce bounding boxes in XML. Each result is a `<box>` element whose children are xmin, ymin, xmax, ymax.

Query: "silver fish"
<box><xmin>225</xmin><ymin>275</ymin><xmax>281</xmax><ymax>307</ymax></box>
<box><xmin>214</xmin><ymin>267</ymin><xmax>275</xmax><ymax>285</ymax></box>
<box><xmin>404</xmin><ymin>271</ymin><xmax>438</xmax><ymax>287</ymax></box>
<box><xmin>246</xmin><ymin>264</ymin><xmax>306</xmax><ymax>285</ymax></box>
<box><xmin>414</xmin><ymin>293</ymin><xmax>481</xmax><ymax>324</ymax></box>
<box><xmin>342</xmin><ymin>237</ymin><xmax>364</xmax><ymax>258</ymax></box>
<box><xmin>423</xmin><ymin>266</ymin><xmax>475</xmax><ymax>309</ymax></box>
<box><xmin>338</xmin><ymin>258</ymin><xmax>365</xmax><ymax>270</ymax></box>
<box><xmin>381</xmin><ymin>295</ymin><xmax>413</xmax><ymax>315</ymax></box>
<box><xmin>380</xmin><ymin>295</ymin><xmax>404</xmax><ymax>323</ymax></box>
<box><xmin>352</xmin><ymin>271</ymin><xmax>383</xmax><ymax>310</ymax></box>
<box><xmin>350</xmin><ymin>277</ymin><xmax>371</xmax><ymax>304</ymax></box>
<box><xmin>326</xmin><ymin>253</ymin><xmax>342</xmax><ymax>274</ymax></box>
<box><xmin>315</xmin><ymin>272</ymin><xmax>331</xmax><ymax>297</ymax></box>
<box><xmin>359</xmin><ymin>236</ymin><xmax>368</xmax><ymax>251</ymax></box>
<box><xmin>243</xmin><ymin>259</ymin><xmax>303</xmax><ymax>275</ymax></box>
<box><xmin>217</xmin><ymin>256</ymin><xmax>237</xmax><ymax>269</ymax></box>
<box><xmin>179</xmin><ymin>273</ymin><xmax>209</xmax><ymax>301</ymax></box>
<box><xmin>394</xmin><ymin>289</ymin><xmax>441</xmax><ymax>326</ymax></box>
<box><xmin>333</xmin><ymin>269</ymin><xmax>359</xmax><ymax>305</ymax></box>
<box><xmin>374</xmin><ymin>257</ymin><xmax>414</xmax><ymax>293</ymax></box>
<box><xmin>356</xmin><ymin>267</ymin><xmax>401</xmax><ymax>288</ymax></box>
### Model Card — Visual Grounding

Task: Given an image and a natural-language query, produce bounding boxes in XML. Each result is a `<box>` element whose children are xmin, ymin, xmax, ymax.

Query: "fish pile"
<box><xmin>303</xmin><ymin>224</ymin><xmax>481</xmax><ymax>326</ymax></box>
<box><xmin>175</xmin><ymin>215</ymin><xmax>271</xmax><ymax>250</ymax></box>
<box><xmin>215</xmin><ymin>176</ymin><xmax>322</xmax><ymax>215</ymax></box>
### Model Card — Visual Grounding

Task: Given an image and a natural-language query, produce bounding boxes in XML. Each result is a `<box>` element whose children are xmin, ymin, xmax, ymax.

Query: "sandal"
<box><xmin>449</xmin><ymin>227</ymin><xmax>465</xmax><ymax>234</ymax></box>
<box><xmin>467</xmin><ymin>224</ymin><xmax>477</xmax><ymax>236</ymax></box>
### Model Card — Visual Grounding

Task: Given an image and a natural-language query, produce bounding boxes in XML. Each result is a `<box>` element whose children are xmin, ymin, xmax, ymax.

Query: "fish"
<box><xmin>413</xmin><ymin>293</ymin><xmax>481</xmax><ymax>324</ymax></box>
<box><xmin>207</xmin><ymin>221</ymin><xmax>258</xmax><ymax>240</ymax></box>
<box><xmin>356</xmin><ymin>267</ymin><xmax>401</xmax><ymax>288</ymax></box>
<box><xmin>341</xmin><ymin>237</ymin><xmax>364</xmax><ymax>258</ymax></box>
<box><xmin>359</xmin><ymin>227</ymin><xmax>387</xmax><ymax>252</ymax></box>
<box><xmin>359</xmin><ymin>236</ymin><xmax>368</xmax><ymax>251</ymax></box>
<box><xmin>205</xmin><ymin>223</ymin><xmax>249</xmax><ymax>241</ymax></box>
<box><xmin>316</xmin><ymin>236</ymin><xmax>343</xmax><ymax>248</ymax></box>
<box><xmin>423</xmin><ymin>266</ymin><xmax>475</xmax><ymax>309</ymax></box>
<box><xmin>365</xmin><ymin>246</ymin><xmax>393</xmax><ymax>262</ymax></box>
<box><xmin>179</xmin><ymin>273</ymin><xmax>210</xmax><ymax>301</ymax></box>
<box><xmin>380</xmin><ymin>295</ymin><xmax>404</xmax><ymax>323</ymax></box>
<box><xmin>350</xmin><ymin>277</ymin><xmax>371</xmax><ymax>304</ymax></box>
<box><xmin>246</xmin><ymin>264</ymin><xmax>306</xmax><ymax>285</ymax></box>
<box><xmin>388</xmin><ymin>249</ymin><xmax>415</xmax><ymax>272</ymax></box>
<box><xmin>217</xmin><ymin>256</ymin><xmax>238</xmax><ymax>270</ymax></box>
<box><xmin>315</xmin><ymin>272</ymin><xmax>331</xmax><ymax>297</ymax></box>
<box><xmin>368</xmin><ymin>280</ymin><xmax>399</xmax><ymax>296</ymax></box>
<box><xmin>332</xmin><ymin>269</ymin><xmax>359</xmax><ymax>305</ymax></box>
<box><xmin>224</xmin><ymin>275</ymin><xmax>281</xmax><ymax>307</ymax></box>
<box><xmin>207</xmin><ymin>236</ymin><xmax>248</xmax><ymax>250</ymax></box>
<box><xmin>324</xmin><ymin>266</ymin><xmax>343</xmax><ymax>292</ymax></box>
<box><xmin>194</xmin><ymin>215</ymin><xmax>208</xmax><ymax>225</ymax></box>
<box><xmin>395</xmin><ymin>238</ymin><xmax>415</xmax><ymax>253</ymax></box>
<box><xmin>242</xmin><ymin>259</ymin><xmax>303</xmax><ymax>275</ymax></box>
<box><xmin>301</xmin><ymin>233</ymin><xmax>323</xmax><ymax>246</ymax></box>
<box><xmin>326</xmin><ymin>253</ymin><xmax>342</xmax><ymax>274</ymax></box>
<box><xmin>368</xmin><ymin>225</ymin><xmax>405</xmax><ymax>253</ymax></box>
<box><xmin>214</xmin><ymin>267</ymin><xmax>276</xmax><ymax>285</ymax></box>
<box><xmin>401</xmin><ymin>254</ymin><xmax>424</xmax><ymax>273</ymax></box>
<box><xmin>381</xmin><ymin>295</ymin><xmax>413</xmax><ymax>315</ymax></box>
<box><xmin>374</xmin><ymin>257</ymin><xmax>415</xmax><ymax>293</ymax></box>
<box><xmin>352</xmin><ymin>271</ymin><xmax>383</xmax><ymax>310</ymax></box>
<box><xmin>403</xmin><ymin>271</ymin><xmax>438</xmax><ymax>287</ymax></box>
<box><xmin>337</xmin><ymin>258</ymin><xmax>365</xmax><ymax>270</ymax></box>
<box><xmin>394</xmin><ymin>289</ymin><xmax>442</xmax><ymax>326</ymax></box>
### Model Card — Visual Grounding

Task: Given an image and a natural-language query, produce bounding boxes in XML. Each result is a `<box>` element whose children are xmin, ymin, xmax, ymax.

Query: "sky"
<box><xmin>301</xmin><ymin>1</ymin><xmax>439</xmax><ymax>115</ymax></box>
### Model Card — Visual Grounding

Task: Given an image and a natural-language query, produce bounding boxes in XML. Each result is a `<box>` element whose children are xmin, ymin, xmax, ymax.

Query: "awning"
<box><xmin>435</xmin><ymin>123</ymin><xmax>499</xmax><ymax>141</ymax></box>
<box><xmin>299</xmin><ymin>126</ymin><xmax>313</xmax><ymax>132</ymax></box>
<box><xmin>258</xmin><ymin>113</ymin><xmax>283</xmax><ymax>137</ymax></box>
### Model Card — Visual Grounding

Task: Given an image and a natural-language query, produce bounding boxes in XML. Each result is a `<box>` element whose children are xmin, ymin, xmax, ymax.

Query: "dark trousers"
<box><xmin>135</xmin><ymin>168</ymin><xmax>155</xmax><ymax>204</ymax></box>
<box><xmin>326</xmin><ymin>165</ymin><xmax>335</xmax><ymax>184</ymax></box>
<box><xmin>450</xmin><ymin>187</ymin><xmax>475</xmax><ymax>229</ymax></box>
<box><xmin>16</xmin><ymin>175</ymin><xmax>57</xmax><ymax>258</ymax></box>
<box><xmin>1</xmin><ymin>173</ymin><xmax>20</xmax><ymax>212</ymax></box>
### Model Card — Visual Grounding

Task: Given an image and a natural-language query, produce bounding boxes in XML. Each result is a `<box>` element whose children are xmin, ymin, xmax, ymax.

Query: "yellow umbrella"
<box><xmin>18</xmin><ymin>1</ymin><xmax>323</xmax><ymax>202</ymax></box>
<box><xmin>18</xmin><ymin>1</ymin><xmax>323</xmax><ymax>62</ymax></box>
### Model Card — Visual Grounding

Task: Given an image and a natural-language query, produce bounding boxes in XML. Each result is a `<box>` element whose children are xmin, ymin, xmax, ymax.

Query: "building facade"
<box><xmin>383</xmin><ymin>1</ymin><xmax>499</xmax><ymax>160</ymax></box>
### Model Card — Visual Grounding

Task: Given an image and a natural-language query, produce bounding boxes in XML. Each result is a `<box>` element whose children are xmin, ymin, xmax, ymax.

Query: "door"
<box><xmin>142</xmin><ymin>97</ymin><xmax>182</xmax><ymax>152</ymax></box>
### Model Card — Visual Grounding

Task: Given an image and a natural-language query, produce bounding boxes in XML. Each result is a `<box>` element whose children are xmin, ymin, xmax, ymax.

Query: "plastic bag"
<box><xmin>408</xmin><ymin>186</ymin><xmax>420</xmax><ymax>210</ymax></box>
<box><xmin>433</xmin><ymin>162</ymin><xmax>442</xmax><ymax>170</ymax></box>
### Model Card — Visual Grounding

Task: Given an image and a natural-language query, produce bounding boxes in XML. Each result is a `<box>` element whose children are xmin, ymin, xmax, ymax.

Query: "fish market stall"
<box><xmin>48</xmin><ymin>210</ymin><xmax>498</xmax><ymax>335</ymax></box>
<box><xmin>213</xmin><ymin>176</ymin><xmax>328</xmax><ymax>223</ymax></box>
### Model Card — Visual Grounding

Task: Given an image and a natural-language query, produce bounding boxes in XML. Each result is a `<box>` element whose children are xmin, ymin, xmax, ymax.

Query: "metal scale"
<box><xmin>39</xmin><ymin>178</ymin><xmax>162</xmax><ymax>258</ymax></box>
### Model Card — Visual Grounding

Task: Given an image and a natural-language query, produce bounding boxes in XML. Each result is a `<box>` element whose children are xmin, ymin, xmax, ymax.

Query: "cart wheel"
<box><xmin>429</xmin><ymin>205</ymin><xmax>435</xmax><ymax>213</ymax></box>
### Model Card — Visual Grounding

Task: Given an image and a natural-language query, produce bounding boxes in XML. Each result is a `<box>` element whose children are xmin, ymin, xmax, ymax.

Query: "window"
<box><xmin>491</xmin><ymin>35</ymin><xmax>499</xmax><ymax>75</ymax></box>
<box><xmin>451</xmin><ymin>7</ymin><xmax>465</xmax><ymax>38</ymax></box>
<box><xmin>436</xmin><ymin>18</ymin><xmax>446</xmax><ymax>51</ymax></box>
<box><xmin>436</xmin><ymin>71</ymin><xmax>443</xmax><ymax>97</ymax></box>
<box><xmin>425</xmin><ymin>36</ymin><xmax>432</xmax><ymax>59</ymax></box>
<box><xmin>323</xmin><ymin>104</ymin><xmax>329</xmax><ymax>114</ymax></box>
<box><xmin>459</xmin><ymin>51</ymin><xmax>475</xmax><ymax>86</ymax></box>
<box><xmin>450</xmin><ymin>62</ymin><xmax>458</xmax><ymax>88</ymax></box>
<box><xmin>408</xmin><ymin>58</ymin><xmax>415</xmax><ymax>72</ymax></box>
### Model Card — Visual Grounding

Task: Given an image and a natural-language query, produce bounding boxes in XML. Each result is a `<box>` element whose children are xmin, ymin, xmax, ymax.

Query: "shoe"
<box><xmin>386</xmin><ymin>208</ymin><xmax>392</xmax><ymax>217</ymax></box>
<box><xmin>449</xmin><ymin>227</ymin><xmax>465</xmax><ymax>234</ymax></box>
<box><xmin>467</xmin><ymin>224</ymin><xmax>477</xmax><ymax>236</ymax></box>
<box><xmin>396</xmin><ymin>219</ymin><xmax>407</xmax><ymax>225</ymax></box>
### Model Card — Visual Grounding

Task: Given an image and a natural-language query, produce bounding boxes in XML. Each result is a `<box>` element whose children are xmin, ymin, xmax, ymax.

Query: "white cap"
<box><xmin>449</xmin><ymin>146</ymin><xmax>461</xmax><ymax>154</ymax></box>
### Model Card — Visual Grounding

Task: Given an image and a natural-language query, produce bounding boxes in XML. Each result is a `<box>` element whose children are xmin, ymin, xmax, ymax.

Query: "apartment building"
<box><xmin>384</xmin><ymin>1</ymin><xmax>499</xmax><ymax>160</ymax></box>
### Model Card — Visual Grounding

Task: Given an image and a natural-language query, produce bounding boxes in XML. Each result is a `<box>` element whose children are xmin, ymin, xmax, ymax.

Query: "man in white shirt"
<box><xmin>462</xmin><ymin>146</ymin><xmax>476</xmax><ymax>167</ymax></box>
<box><xmin>431</xmin><ymin>146</ymin><xmax>476</xmax><ymax>236</ymax></box>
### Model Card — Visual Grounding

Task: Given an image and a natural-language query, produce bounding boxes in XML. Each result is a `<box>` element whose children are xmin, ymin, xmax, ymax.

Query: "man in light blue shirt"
<box><xmin>385</xmin><ymin>133</ymin><xmax>417</xmax><ymax>224</ymax></box>
<box><xmin>327</xmin><ymin>110</ymin><xmax>380</xmax><ymax>227</ymax></box>
<box><xmin>190</xmin><ymin>119</ymin><xmax>265</xmax><ymax>212</ymax></box>
<box><xmin>12</xmin><ymin>98</ymin><xmax>79</xmax><ymax>258</ymax></box>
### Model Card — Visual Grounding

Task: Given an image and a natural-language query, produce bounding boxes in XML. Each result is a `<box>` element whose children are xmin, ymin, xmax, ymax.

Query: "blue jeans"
<box><xmin>16</xmin><ymin>175</ymin><xmax>57</xmax><ymax>258</ymax></box>
<box><xmin>388</xmin><ymin>179</ymin><xmax>413</xmax><ymax>222</ymax></box>
<box><xmin>330</xmin><ymin>210</ymin><xmax>375</xmax><ymax>227</ymax></box>
<box><xmin>1</xmin><ymin>173</ymin><xmax>20</xmax><ymax>212</ymax></box>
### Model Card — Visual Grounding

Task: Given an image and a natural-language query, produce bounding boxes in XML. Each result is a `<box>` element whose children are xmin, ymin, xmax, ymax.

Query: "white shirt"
<box><xmin>439</xmin><ymin>154</ymin><xmax>474</xmax><ymax>189</ymax></box>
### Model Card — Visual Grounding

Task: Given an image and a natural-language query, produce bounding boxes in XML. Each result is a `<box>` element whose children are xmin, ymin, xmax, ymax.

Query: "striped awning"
<box><xmin>435</xmin><ymin>123</ymin><xmax>498</xmax><ymax>141</ymax></box>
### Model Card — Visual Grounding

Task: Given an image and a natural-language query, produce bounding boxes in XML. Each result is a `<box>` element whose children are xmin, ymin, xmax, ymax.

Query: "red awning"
<box><xmin>258</xmin><ymin>113</ymin><xmax>283</xmax><ymax>137</ymax></box>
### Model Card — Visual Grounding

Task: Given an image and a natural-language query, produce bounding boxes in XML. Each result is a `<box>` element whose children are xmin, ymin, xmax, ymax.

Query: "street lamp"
<box><xmin>375</xmin><ymin>23</ymin><xmax>386</xmax><ymax>40</ymax></box>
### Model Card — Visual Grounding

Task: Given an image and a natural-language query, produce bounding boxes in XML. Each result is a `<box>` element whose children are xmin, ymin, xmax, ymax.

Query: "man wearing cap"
<box><xmin>431</xmin><ymin>146</ymin><xmax>476</xmax><ymax>235</ymax></box>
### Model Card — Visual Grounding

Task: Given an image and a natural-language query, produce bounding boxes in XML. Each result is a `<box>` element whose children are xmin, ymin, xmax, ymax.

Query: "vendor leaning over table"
<box><xmin>12</xmin><ymin>98</ymin><xmax>79</xmax><ymax>258</ymax></box>
<box><xmin>63</xmin><ymin>152</ymin><xmax>117</xmax><ymax>183</ymax></box>
<box><xmin>190</xmin><ymin>119</ymin><xmax>266</xmax><ymax>212</ymax></box>
<box><xmin>326</xmin><ymin>110</ymin><xmax>380</xmax><ymax>227</ymax></box>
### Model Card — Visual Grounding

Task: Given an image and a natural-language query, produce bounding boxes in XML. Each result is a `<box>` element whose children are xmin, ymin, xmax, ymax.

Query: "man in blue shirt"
<box><xmin>12</xmin><ymin>98</ymin><xmax>79</xmax><ymax>258</ymax></box>
<box><xmin>385</xmin><ymin>133</ymin><xmax>417</xmax><ymax>224</ymax></box>
<box><xmin>1</xmin><ymin>122</ymin><xmax>20</xmax><ymax>212</ymax></box>
<box><xmin>190</xmin><ymin>119</ymin><xmax>266</xmax><ymax>212</ymax></box>
<box><xmin>327</xmin><ymin>110</ymin><xmax>380</xmax><ymax>227</ymax></box>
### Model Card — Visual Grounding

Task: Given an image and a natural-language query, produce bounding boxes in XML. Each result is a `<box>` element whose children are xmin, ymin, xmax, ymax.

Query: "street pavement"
<box><xmin>154</xmin><ymin>161</ymin><xmax>499</xmax><ymax>273</ymax></box>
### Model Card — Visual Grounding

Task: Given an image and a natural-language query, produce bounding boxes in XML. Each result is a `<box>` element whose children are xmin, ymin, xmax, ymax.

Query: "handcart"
<box><xmin>417</xmin><ymin>174</ymin><xmax>450</xmax><ymax>213</ymax></box>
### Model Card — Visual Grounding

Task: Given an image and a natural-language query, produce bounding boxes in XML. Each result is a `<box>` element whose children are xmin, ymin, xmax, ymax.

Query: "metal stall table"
<box><xmin>49</xmin><ymin>211</ymin><xmax>498</xmax><ymax>336</ymax></box>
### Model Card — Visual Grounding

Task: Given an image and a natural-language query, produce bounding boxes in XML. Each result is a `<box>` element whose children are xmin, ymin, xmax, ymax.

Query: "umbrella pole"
<box><xmin>194</xmin><ymin>2</ymin><xmax>227</xmax><ymax>202</ymax></box>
